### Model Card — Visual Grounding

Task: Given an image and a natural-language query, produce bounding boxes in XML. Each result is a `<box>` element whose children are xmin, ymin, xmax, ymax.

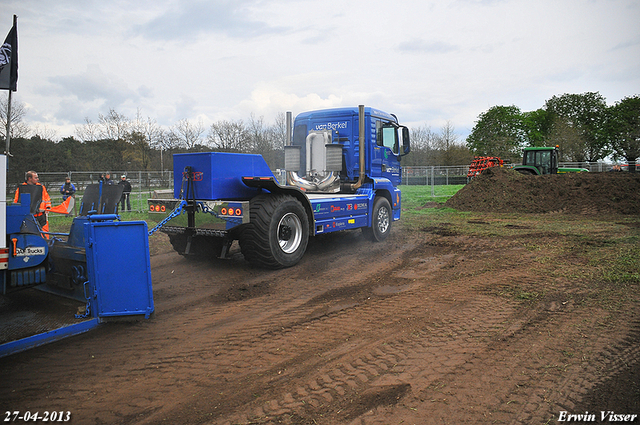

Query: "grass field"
<box><xmin>46</xmin><ymin>184</ymin><xmax>640</xmax><ymax>294</ymax></box>
<box><xmin>47</xmin><ymin>185</ymin><xmax>466</xmax><ymax>232</ymax></box>
<box><xmin>396</xmin><ymin>185</ymin><xmax>640</xmax><ymax>302</ymax></box>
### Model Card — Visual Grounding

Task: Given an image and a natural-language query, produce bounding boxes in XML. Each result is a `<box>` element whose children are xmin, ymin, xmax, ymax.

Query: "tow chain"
<box><xmin>148</xmin><ymin>167</ymin><xmax>195</xmax><ymax>237</ymax></box>
<box><xmin>74</xmin><ymin>280</ymin><xmax>92</xmax><ymax>319</ymax></box>
<box><xmin>148</xmin><ymin>199</ymin><xmax>188</xmax><ymax>236</ymax></box>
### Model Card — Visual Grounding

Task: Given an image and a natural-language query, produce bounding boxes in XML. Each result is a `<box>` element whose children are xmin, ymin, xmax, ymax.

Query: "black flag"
<box><xmin>0</xmin><ymin>15</ymin><xmax>18</xmax><ymax>91</ymax></box>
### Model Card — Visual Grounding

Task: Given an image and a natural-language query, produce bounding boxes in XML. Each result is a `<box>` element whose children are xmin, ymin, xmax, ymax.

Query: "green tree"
<box><xmin>544</xmin><ymin>92</ymin><xmax>610</xmax><ymax>161</ymax></box>
<box><xmin>85</xmin><ymin>139</ymin><xmax>128</xmax><ymax>172</ymax></box>
<box><xmin>466</xmin><ymin>105</ymin><xmax>525</xmax><ymax>162</ymax></box>
<box><xmin>548</xmin><ymin>118</ymin><xmax>585</xmax><ymax>161</ymax></box>
<box><xmin>607</xmin><ymin>95</ymin><xmax>640</xmax><ymax>172</ymax></box>
<box><xmin>521</xmin><ymin>108</ymin><xmax>551</xmax><ymax>147</ymax></box>
<box><xmin>58</xmin><ymin>137</ymin><xmax>90</xmax><ymax>170</ymax></box>
<box><xmin>125</xmin><ymin>131</ymin><xmax>152</xmax><ymax>170</ymax></box>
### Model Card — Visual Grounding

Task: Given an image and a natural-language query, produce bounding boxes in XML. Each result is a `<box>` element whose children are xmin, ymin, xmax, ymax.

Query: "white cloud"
<box><xmin>1</xmin><ymin>0</ymin><xmax>638</xmax><ymax>142</ymax></box>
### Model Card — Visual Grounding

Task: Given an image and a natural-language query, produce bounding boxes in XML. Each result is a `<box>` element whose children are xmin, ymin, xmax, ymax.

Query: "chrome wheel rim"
<box><xmin>377</xmin><ymin>206</ymin><xmax>390</xmax><ymax>234</ymax></box>
<box><xmin>278</xmin><ymin>212</ymin><xmax>303</xmax><ymax>254</ymax></box>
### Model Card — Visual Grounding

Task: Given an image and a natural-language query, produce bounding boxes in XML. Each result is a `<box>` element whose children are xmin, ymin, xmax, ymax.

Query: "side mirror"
<box><xmin>401</xmin><ymin>126</ymin><xmax>411</xmax><ymax>156</ymax></box>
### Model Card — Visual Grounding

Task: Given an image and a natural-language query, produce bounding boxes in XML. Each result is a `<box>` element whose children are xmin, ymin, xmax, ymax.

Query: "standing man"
<box><xmin>119</xmin><ymin>175</ymin><xmax>132</xmax><ymax>212</ymax></box>
<box><xmin>60</xmin><ymin>176</ymin><xmax>76</xmax><ymax>201</ymax></box>
<box><xmin>14</xmin><ymin>170</ymin><xmax>52</xmax><ymax>232</ymax></box>
<box><xmin>103</xmin><ymin>172</ymin><xmax>114</xmax><ymax>185</ymax></box>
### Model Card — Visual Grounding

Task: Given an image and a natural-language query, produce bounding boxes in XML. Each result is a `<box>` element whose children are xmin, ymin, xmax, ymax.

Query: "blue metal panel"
<box><xmin>7</xmin><ymin>233</ymin><xmax>48</xmax><ymax>270</ymax></box>
<box><xmin>0</xmin><ymin>319</ymin><xmax>99</xmax><ymax>359</ymax></box>
<box><xmin>173</xmin><ymin>152</ymin><xmax>275</xmax><ymax>201</ymax></box>
<box><xmin>370</xmin><ymin>178</ymin><xmax>402</xmax><ymax>221</ymax></box>
<box><xmin>315</xmin><ymin>215</ymin><xmax>369</xmax><ymax>234</ymax></box>
<box><xmin>391</xmin><ymin>187</ymin><xmax>402</xmax><ymax>221</ymax></box>
<box><xmin>84</xmin><ymin>220</ymin><xmax>154</xmax><ymax>319</ymax></box>
<box><xmin>309</xmin><ymin>194</ymin><xmax>371</xmax><ymax>235</ymax></box>
<box><xmin>310</xmin><ymin>196</ymin><xmax>370</xmax><ymax>220</ymax></box>
<box><xmin>7</xmin><ymin>194</ymin><xmax>32</xmax><ymax>234</ymax></box>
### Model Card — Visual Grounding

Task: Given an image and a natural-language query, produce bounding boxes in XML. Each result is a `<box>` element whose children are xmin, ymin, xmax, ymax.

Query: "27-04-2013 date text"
<box><xmin>4</xmin><ymin>412</ymin><xmax>71</xmax><ymax>422</ymax></box>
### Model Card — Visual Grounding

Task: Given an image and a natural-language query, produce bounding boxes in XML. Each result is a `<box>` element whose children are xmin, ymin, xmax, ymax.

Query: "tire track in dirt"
<box><xmin>140</xmin><ymin>235</ymin><xmax>499</xmax><ymax>424</ymax></box>
<box><xmin>2</xmin><ymin>227</ymin><xmax>637</xmax><ymax>425</ymax></box>
<box><xmin>558</xmin><ymin>319</ymin><xmax>640</xmax><ymax>416</ymax></box>
<box><xmin>68</xmin><ymin>231</ymin><xmax>419</xmax><ymax>425</ymax></box>
<box><xmin>2</xmin><ymin>232</ymin><xmax>409</xmax><ymax>425</ymax></box>
<box><xmin>201</xmin><ymin>235</ymin><xmax>638</xmax><ymax>425</ymax></box>
<box><xmin>206</xmin><ymin>241</ymin><xmax>524</xmax><ymax>424</ymax></box>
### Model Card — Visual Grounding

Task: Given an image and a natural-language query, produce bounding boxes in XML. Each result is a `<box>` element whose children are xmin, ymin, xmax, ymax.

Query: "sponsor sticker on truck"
<box><xmin>15</xmin><ymin>247</ymin><xmax>46</xmax><ymax>257</ymax></box>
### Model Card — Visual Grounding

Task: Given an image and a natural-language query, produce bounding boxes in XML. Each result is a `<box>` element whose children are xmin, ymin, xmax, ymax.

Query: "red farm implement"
<box><xmin>467</xmin><ymin>157</ymin><xmax>503</xmax><ymax>179</ymax></box>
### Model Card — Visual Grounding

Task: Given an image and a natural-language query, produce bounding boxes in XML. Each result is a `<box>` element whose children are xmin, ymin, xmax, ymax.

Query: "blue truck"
<box><xmin>149</xmin><ymin>105</ymin><xmax>411</xmax><ymax>268</ymax></box>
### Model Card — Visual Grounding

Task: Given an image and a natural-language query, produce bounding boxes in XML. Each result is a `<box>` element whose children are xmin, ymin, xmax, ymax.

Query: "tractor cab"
<box><xmin>514</xmin><ymin>146</ymin><xmax>589</xmax><ymax>175</ymax></box>
<box><xmin>521</xmin><ymin>147</ymin><xmax>558</xmax><ymax>175</ymax></box>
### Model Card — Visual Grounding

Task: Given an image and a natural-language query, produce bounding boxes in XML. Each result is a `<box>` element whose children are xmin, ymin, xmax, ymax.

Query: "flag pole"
<box><xmin>5</xmin><ymin>83</ymin><xmax>12</xmax><ymax>156</ymax></box>
<box><xmin>3</xmin><ymin>15</ymin><xmax>17</xmax><ymax>157</ymax></box>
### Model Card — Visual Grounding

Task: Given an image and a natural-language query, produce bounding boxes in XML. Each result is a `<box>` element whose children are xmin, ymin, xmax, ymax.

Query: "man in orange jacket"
<box><xmin>14</xmin><ymin>170</ymin><xmax>52</xmax><ymax>232</ymax></box>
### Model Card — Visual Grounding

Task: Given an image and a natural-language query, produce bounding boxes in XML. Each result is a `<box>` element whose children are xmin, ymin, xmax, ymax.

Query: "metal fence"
<box><xmin>558</xmin><ymin>162</ymin><xmax>614</xmax><ymax>172</ymax></box>
<box><xmin>8</xmin><ymin>161</ymin><xmax>626</xmax><ymax>208</ymax></box>
<box><xmin>402</xmin><ymin>166</ymin><xmax>468</xmax><ymax>186</ymax></box>
<box><xmin>9</xmin><ymin>171</ymin><xmax>175</xmax><ymax>213</ymax></box>
<box><xmin>402</xmin><ymin>162</ymin><xmax>624</xmax><ymax>185</ymax></box>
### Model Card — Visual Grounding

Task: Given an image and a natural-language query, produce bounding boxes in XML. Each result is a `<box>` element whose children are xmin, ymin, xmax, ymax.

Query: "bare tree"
<box><xmin>207</xmin><ymin>119</ymin><xmax>248</xmax><ymax>152</ymax></box>
<box><xmin>130</xmin><ymin>109</ymin><xmax>163</xmax><ymax>148</ymax></box>
<box><xmin>98</xmin><ymin>108</ymin><xmax>130</xmax><ymax>141</ymax></box>
<box><xmin>434</xmin><ymin>121</ymin><xmax>470</xmax><ymax>166</ymax></box>
<box><xmin>0</xmin><ymin>93</ymin><xmax>30</xmax><ymax>139</ymax></box>
<box><xmin>170</xmin><ymin>118</ymin><xmax>204</xmax><ymax>149</ymax></box>
<box><xmin>407</xmin><ymin>125</ymin><xmax>437</xmax><ymax>165</ymax></box>
<box><xmin>126</xmin><ymin>110</ymin><xmax>165</xmax><ymax>170</ymax></box>
<box><xmin>75</xmin><ymin>117</ymin><xmax>101</xmax><ymax>142</ymax></box>
<box><xmin>248</xmin><ymin>113</ymin><xmax>273</xmax><ymax>153</ymax></box>
<box><xmin>265</xmin><ymin>112</ymin><xmax>287</xmax><ymax>169</ymax></box>
<box><xmin>248</xmin><ymin>113</ymin><xmax>284</xmax><ymax>169</ymax></box>
<box><xmin>156</xmin><ymin>128</ymin><xmax>177</xmax><ymax>150</ymax></box>
<box><xmin>31</xmin><ymin>124</ymin><xmax>58</xmax><ymax>141</ymax></box>
<box><xmin>271</xmin><ymin>112</ymin><xmax>287</xmax><ymax>148</ymax></box>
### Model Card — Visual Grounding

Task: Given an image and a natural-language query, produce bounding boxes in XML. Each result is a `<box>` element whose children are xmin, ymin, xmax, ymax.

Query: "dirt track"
<box><xmin>1</xmin><ymin>206</ymin><xmax>639</xmax><ymax>424</ymax></box>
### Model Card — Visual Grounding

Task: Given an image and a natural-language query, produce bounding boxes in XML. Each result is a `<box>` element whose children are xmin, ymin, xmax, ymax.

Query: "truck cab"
<box><xmin>288</xmin><ymin>107</ymin><xmax>410</xmax><ymax>190</ymax></box>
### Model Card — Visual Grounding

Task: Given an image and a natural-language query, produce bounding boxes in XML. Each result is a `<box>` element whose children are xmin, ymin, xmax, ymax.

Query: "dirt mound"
<box><xmin>445</xmin><ymin>167</ymin><xmax>640</xmax><ymax>215</ymax></box>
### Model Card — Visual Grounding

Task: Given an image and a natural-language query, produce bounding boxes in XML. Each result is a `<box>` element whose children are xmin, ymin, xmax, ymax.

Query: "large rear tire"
<box><xmin>239</xmin><ymin>194</ymin><xmax>309</xmax><ymax>269</ymax></box>
<box><xmin>362</xmin><ymin>196</ymin><xmax>392</xmax><ymax>242</ymax></box>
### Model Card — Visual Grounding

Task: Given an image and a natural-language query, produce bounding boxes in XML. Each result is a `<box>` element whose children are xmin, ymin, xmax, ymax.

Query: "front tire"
<box><xmin>240</xmin><ymin>194</ymin><xmax>309</xmax><ymax>269</ymax></box>
<box><xmin>362</xmin><ymin>196</ymin><xmax>392</xmax><ymax>242</ymax></box>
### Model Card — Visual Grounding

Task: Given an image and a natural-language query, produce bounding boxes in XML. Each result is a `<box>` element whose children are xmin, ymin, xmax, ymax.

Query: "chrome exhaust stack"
<box><xmin>284</xmin><ymin>114</ymin><xmax>343</xmax><ymax>193</ymax></box>
<box><xmin>350</xmin><ymin>104</ymin><xmax>366</xmax><ymax>191</ymax></box>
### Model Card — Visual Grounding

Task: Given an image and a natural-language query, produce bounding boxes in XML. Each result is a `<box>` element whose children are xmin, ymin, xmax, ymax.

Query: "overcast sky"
<box><xmin>2</xmin><ymin>0</ymin><xmax>639</xmax><ymax>141</ymax></box>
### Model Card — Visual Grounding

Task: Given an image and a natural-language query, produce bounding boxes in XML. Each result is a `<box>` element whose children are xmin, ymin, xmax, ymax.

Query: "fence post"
<box><xmin>431</xmin><ymin>166</ymin><xmax>435</xmax><ymax>197</ymax></box>
<box><xmin>137</xmin><ymin>170</ymin><xmax>143</xmax><ymax>213</ymax></box>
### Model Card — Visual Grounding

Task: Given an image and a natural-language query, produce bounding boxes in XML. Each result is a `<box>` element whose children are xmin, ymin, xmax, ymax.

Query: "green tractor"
<box><xmin>513</xmin><ymin>146</ymin><xmax>589</xmax><ymax>175</ymax></box>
